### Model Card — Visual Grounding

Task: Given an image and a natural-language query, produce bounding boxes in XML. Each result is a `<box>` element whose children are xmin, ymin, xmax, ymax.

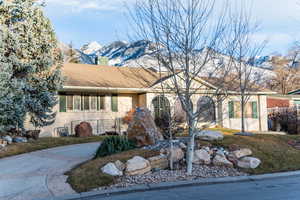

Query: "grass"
<box><xmin>201</xmin><ymin>134</ymin><xmax>300</xmax><ymax>174</ymax></box>
<box><xmin>175</xmin><ymin>127</ymin><xmax>239</xmax><ymax>137</ymax></box>
<box><xmin>0</xmin><ymin>136</ymin><xmax>106</xmax><ymax>159</ymax></box>
<box><xmin>66</xmin><ymin>149</ymin><xmax>160</xmax><ymax>193</ymax></box>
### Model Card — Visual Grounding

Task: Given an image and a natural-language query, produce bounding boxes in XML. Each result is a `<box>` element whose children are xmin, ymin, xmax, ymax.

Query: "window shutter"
<box><xmin>97</xmin><ymin>96</ymin><xmax>100</xmax><ymax>111</ymax></box>
<box><xmin>111</xmin><ymin>94</ymin><xmax>118</xmax><ymax>112</ymax></box>
<box><xmin>59</xmin><ymin>95</ymin><xmax>67</xmax><ymax>112</ymax></box>
<box><xmin>252</xmin><ymin>102</ymin><xmax>258</xmax><ymax>119</ymax></box>
<box><xmin>229</xmin><ymin>101</ymin><xmax>234</xmax><ymax>118</ymax></box>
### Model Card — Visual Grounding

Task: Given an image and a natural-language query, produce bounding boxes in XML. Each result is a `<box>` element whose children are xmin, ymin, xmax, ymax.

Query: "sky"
<box><xmin>44</xmin><ymin>0</ymin><xmax>300</xmax><ymax>55</ymax></box>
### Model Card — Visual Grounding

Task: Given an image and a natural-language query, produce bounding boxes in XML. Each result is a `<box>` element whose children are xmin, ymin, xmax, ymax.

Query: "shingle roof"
<box><xmin>61</xmin><ymin>63</ymin><xmax>160</xmax><ymax>88</ymax></box>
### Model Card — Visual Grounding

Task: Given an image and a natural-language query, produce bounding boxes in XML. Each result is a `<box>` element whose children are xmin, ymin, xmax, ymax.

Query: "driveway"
<box><xmin>0</xmin><ymin>142</ymin><xmax>100</xmax><ymax>200</ymax></box>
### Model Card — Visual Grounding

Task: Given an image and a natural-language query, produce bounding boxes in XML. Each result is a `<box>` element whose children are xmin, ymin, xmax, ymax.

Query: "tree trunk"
<box><xmin>241</xmin><ymin>94</ymin><xmax>245</xmax><ymax>133</ymax></box>
<box><xmin>186</xmin><ymin>124</ymin><xmax>195</xmax><ymax>175</ymax></box>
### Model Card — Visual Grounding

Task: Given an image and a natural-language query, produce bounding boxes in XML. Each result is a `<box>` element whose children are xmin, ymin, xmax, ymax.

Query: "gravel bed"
<box><xmin>96</xmin><ymin>165</ymin><xmax>248</xmax><ymax>191</ymax></box>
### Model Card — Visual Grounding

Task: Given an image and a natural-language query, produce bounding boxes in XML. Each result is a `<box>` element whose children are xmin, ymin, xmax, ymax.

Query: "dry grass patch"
<box><xmin>205</xmin><ymin>134</ymin><xmax>300</xmax><ymax>174</ymax></box>
<box><xmin>66</xmin><ymin>149</ymin><xmax>160</xmax><ymax>193</ymax></box>
<box><xmin>0</xmin><ymin>136</ymin><xmax>105</xmax><ymax>159</ymax></box>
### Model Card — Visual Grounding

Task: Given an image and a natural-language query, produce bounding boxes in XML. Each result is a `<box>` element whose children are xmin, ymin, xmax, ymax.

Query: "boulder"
<box><xmin>167</xmin><ymin>147</ymin><xmax>184</xmax><ymax>163</ymax></box>
<box><xmin>3</xmin><ymin>136</ymin><xmax>12</xmax><ymax>144</ymax></box>
<box><xmin>232</xmin><ymin>148</ymin><xmax>252</xmax><ymax>159</ymax></box>
<box><xmin>114</xmin><ymin>160</ymin><xmax>126</xmax><ymax>171</ymax></box>
<box><xmin>125</xmin><ymin>156</ymin><xmax>152</xmax><ymax>176</ymax></box>
<box><xmin>13</xmin><ymin>137</ymin><xmax>27</xmax><ymax>143</ymax></box>
<box><xmin>127</xmin><ymin>108</ymin><xmax>163</xmax><ymax>147</ymax></box>
<box><xmin>196</xmin><ymin>130</ymin><xmax>224</xmax><ymax>141</ymax></box>
<box><xmin>75</xmin><ymin>122</ymin><xmax>93</xmax><ymax>137</ymax></box>
<box><xmin>213</xmin><ymin>155</ymin><xmax>233</xmax><ymax>168</ymax></box>
<box><xmin>25</xmin><ymin>130</ymin><xmax>40</xmax><ymax>140</ymax></box>
<box><xmin>101</xmin><ymin>162</ymin><xmax>123</xmax><ymax>176</ymax></box>
<box><xmin>237</xmin><ymin>157</ymin><xmax>261</xmax><ymax>169</ymax></box>
<box><xmin>179</xmin><ymin>142</ymin><xmax>187</xmax><ymax>149</ymax></box>
<box><xmin>148</xmin><ymin>154</ymin><xmax>169</xmax><ymax>170</ymax></box>
<box><xmin>193</xmin><ymin>149</ymin><xmax>211</xmax><ymax>165</ymax></box>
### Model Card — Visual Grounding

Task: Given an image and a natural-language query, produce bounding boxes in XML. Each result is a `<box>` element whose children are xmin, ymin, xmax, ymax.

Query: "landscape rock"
<box><xmin>196</xmin><ymin>130</ymin><xmax>224</xmax><ymax>141</ymax></box>
<box><xmin>232</xmin><ymin>148</ymin><xmax>252</xmax><ymax>159</ymax></box>
<box><xmin>75</xmin><ymin>122</ymin><xmax>93</xmax><ymax>137</ymax></box>
<box><xmin>101</xmin><ymin>163</ymin><xmax>123</xmax><ymax>176</ymax></box>
<box><xmin>179</xmin><ymin>142</ymin><xmax>187</xmax><ymax>149</ymax></box>
<box><xmin>3</xmin><ymin>136</ymin><xmax>12</xmax><ymax>144</ymax></box>
<box><xmin>193</xmin><ymin>149</ymin><xmax>211</xmax><ymax>165</ymax></box>
<box><xmin>127</xmin><ymin>108</ymin><xmax>163</xmax><ymax>147</ymax></box>
<box><xmin>13</xmin><ymin>137</ymin><xmax>27</xmax><ymax>143</ymax></box>
<box><xmin>125</xmin><ymin>156</ymin><xmax>152</xmax><ymax>176</ymax></box>
<box><xmin>213</xmin><ymin>155</ymin><xmax>233</xmax><ymax>168</ymax></box>
<box><xmin>25</xmin><ymin>130</ymin><xmax>40</xmax><ymax>140</ymax></box>
<box><xmin>148</xmin><ymin>155</ymin><xmax>169</xmax><ymax>170</ymax></box>
<box><xmin>228</xmin><ymin>144</ymin><xmax>240</xmax><ymax>152</ymax></box>
<box><xmin>114</xmin><ymin>160</ymin><xmax>126</xmax><ymax>172</ymax></box>
<box><xmin>237</xmin><ymin>157</ymin><xmax>261</xmax><ymax>169</ymax></box>
<box><xmin>167</xmin><ymin>147</ymin><xmax>184</xmax><ymax>163</ymax></box>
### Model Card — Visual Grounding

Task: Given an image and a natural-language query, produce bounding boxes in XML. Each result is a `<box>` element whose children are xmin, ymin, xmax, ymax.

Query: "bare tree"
<box><xmin>266</xmin><ymin>44</ymin><xmax>300</xmax><ymax>94</ymax></box>
<box><xmin>222</xmin><ymin>8</ymin><xmax>267</xmax><ymax>134</ymax></box>
<box><xmin>129</xmin><ymin>0</ymin><xmax>245</xmax><ymax>174</ymax></box>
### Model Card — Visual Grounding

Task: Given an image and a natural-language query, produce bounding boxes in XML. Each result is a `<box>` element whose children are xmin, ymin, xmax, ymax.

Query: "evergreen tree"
<box><xmin>0</xmin><ymin>0</ymin><xmax>63</xmax><ymax>133</ymax></box>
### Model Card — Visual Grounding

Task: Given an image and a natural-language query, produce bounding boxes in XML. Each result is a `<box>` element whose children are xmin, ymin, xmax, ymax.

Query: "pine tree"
<box><xmin>0</xmin><ymin>0</ymin><xmax>63</xmax><ymax>133</ymax></box>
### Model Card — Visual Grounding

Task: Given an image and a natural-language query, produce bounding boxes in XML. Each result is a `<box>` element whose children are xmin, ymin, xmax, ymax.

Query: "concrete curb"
<box><xmin>41</xmin><ymin>170</ymin><xmax>300</xmax><ymax>200</ymax></box>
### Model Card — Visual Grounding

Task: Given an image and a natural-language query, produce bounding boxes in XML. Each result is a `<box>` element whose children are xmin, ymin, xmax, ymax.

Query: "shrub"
<box><xmin>94</xmin><ymin>136</ymin><xmax>136</xmax><ymax>158</ymax></box>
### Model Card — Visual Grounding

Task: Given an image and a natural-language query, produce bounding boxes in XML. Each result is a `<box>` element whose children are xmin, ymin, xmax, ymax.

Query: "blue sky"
<box><xmin>44</xmin><ymin>0</ymin><xmax>300</xmax><ymax>55</ymax></box>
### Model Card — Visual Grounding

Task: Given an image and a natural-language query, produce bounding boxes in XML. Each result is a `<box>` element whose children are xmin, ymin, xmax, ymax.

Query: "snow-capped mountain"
<box><xmin>58</xmin><ymin>42</ymin><xmax>94</xmax><ymax>64</ymax></box>
<box><xmin>59</xmin><ymin>40</ymin><xmax>276</xmax><ymax>80</ymax></box>
<box><xmin>81</xmin><ymin>41</ymin><xmax>102</xmax><ymax>55</ymax></box>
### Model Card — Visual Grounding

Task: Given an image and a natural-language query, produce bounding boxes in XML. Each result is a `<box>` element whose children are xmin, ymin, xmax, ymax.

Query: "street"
<box><xmin>85</xmin><ymin>176</ymin><xmax>300</xmax><ymax>200</ymax></box>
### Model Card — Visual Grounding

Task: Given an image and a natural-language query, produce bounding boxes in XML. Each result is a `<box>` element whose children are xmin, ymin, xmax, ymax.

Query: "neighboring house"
<box><xmin>32</xmin><ymin>63</ymin><xmax>274</xmax><ymax>137</ymax></box>
<box><xmin>288</xmin><ymin>89</ymin><xmax>300</xmax><ymax>107</ymax></box>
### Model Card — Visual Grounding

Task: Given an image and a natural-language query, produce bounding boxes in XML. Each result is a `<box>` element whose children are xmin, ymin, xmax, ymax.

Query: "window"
<box><xmin>111</xmin><ymin>94</ymin><xmax>118</xmax><ymax>112</ymax></box>
<box><xmin>228</xmin><ymin>101</ymin><xmax>258</xmax><ymax>119</ymax></box>
<box><xmin>83</xmin><ymin>95</ymin><xmax>90</xmax><ymax>111</ymax></box>
<box><xmin>67</xmin><ymin>95</ymin><xmax>74</xmax><ymax>111</ymax></box>
<box><xmin>59</xmin><ymin>94</ymin><xmax>66</xmax><ymax>112</ymax></box>
<box><xmin>97</xmin><ymin>95</ymin><xmax>105</xmax><ymax>110</ymax></box>
<box><xmin>90</xmin><ymin>96</ymin><xmax>97</xmax><ymax>111</ymax></box>
<box><xmin>74</xmin><ymin>95</ymin><xmax>81</xmax><ymax>111</ymax></box>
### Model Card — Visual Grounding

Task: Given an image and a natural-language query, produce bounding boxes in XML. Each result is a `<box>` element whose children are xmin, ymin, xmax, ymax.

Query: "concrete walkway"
<box><xmin>0</xmin><ymin>142</ymin><xmax>100</xmax><ymax>200</ymax></box>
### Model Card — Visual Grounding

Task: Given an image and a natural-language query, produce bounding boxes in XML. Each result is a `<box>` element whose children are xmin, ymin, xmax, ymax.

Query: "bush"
<box><xmin>94</xmin><ymin>136</ymin><xmax>136</xmax><ymax>158</ymax></box>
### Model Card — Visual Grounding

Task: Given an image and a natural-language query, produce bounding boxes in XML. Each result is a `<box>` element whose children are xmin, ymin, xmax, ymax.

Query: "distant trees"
<box><xmin>0</xmin><ymin>0</ymin><xmax>63</xmax><ymax>134</ymax></box>
<box><xmin>266</xmin><ymin>44</ymin><xmax>300</xmax><ymax>94</ymax></box>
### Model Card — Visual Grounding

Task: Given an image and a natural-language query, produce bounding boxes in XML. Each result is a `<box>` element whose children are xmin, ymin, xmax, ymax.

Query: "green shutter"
<box><xmin>111</xmin><ymin>94</ymin><xmax>118</xmax><ymax>112</ymax></box>
<box><xmin>252</xmin><ymin>102</ymin><xmax>258</xmax><ymax>119</ymax></box>
<box><xmin>229</xmin><ymin>101</ymin><xmax>234</xmax><ymax>118</ymax></box>
<box><xmin>97</xmin><ymin>96</ymin><xmax>100</xmax><ymax>111</ymax></box>
<box><xmin>59</xmin><ymin>95</ymin><xmax>67</xmax><ymax>112</ymax></box>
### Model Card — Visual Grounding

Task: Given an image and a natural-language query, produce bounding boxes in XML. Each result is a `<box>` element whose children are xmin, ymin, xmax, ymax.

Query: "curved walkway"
<box><xmin>0</xmin><ymin>142</ymin><xmax>100</xmax><ymax>200</ymax></box>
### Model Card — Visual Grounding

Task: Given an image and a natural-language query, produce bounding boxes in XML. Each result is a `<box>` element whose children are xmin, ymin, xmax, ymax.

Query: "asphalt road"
<box><xmin>85</xmin><ymin>176</ymin><xmax>300</xmax><ymax>200</ymax></box>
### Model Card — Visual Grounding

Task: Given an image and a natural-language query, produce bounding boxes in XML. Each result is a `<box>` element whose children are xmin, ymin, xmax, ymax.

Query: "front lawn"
<box><xmin>66</xmin><ymin>134</ymin><xmax>300</xmax><ymax>193</ymax></box>
<box><xmin>0</xmin><ymin>136</ymin><xmax>106</xmax><ymax>159</ymax></box>
<box><xmin>203</xmin><ymin>134</ymin><xmax>300</xmax><ymax>174</ymax></box>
